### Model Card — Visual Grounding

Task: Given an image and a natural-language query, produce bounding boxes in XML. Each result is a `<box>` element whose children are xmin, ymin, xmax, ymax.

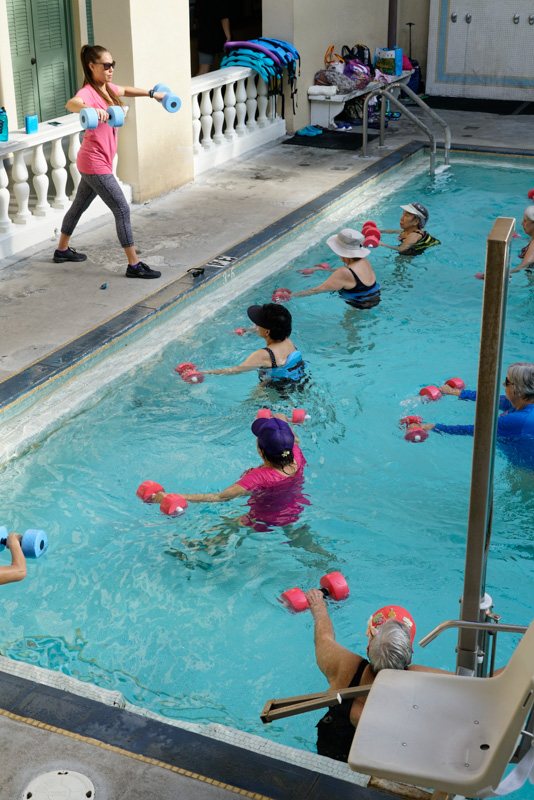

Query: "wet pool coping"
<box><xmin>0</xmin><ymin>669</ymin><xmax>393</xmax><ymax>800</ymax></box>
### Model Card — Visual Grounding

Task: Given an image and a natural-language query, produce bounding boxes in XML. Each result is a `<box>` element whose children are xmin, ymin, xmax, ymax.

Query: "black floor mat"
<box><xmin>422</xmin><ymin>95</ymin><xmax>534</xmax><ymax>115</ymax></box>
<box><xmin>283</xmin><ymin>130</ymin><xmax>378</xmax><ymax>150</ymax></box>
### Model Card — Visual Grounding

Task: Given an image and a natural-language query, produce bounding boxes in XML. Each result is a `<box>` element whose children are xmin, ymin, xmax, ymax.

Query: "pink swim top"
<box><xmin>76</xmin><ymin>83</ymin><xmax>120</xmax><ymax>174</ymax></box>
<box><xmin>237</xmin><ymin>445</ymin><xmax>309</xmax><ymax>531</ymax></box>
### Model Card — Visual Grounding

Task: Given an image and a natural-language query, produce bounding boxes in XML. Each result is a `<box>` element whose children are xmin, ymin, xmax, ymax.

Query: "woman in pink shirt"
<box><xmin>53</xmin><ymin>44</ymin><xmax>163</xmax><ymax>279</ymax></box>
<box><xmin>150</xmin><ymin>413</ymin><xmax>309</xmax><ymax>530</ymax></box>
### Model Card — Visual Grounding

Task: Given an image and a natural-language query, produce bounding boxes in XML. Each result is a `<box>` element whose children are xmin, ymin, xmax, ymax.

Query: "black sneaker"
<box><xmin>53</xmin><ymin>246</ymin><xmax>87</xmax><ymax>263</ymax></box>
<box><xmin>125</xmin><ymin>261</ymin><xmax>161</xmax><ymax>279</ymax></box>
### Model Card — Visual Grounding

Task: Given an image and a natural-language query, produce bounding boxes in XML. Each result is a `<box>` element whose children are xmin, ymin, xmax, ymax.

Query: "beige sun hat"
<box><xmin>326</xmin><ymin>228</ymin><xmax>370</xmax><ymax>259</ymax></box>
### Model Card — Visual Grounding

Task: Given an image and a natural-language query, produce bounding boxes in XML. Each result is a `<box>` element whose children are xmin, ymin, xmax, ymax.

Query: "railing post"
<box><xmin>31</xmin><ymin>144</ymin><xmax>52</xmax><ymax>216</ymax></box>
<box><xmin>223</xmin><ymin>81</ymin><xmax>237</xmax><ymax>141</ymax></box>
<box><xmin>192</xmin><ymin>92</ymin><xmax>201</xmax><ymax>153</ymax></box>
<box><xmin>245</xmin><ymin>76</ymin><xmax>258</xmax><ymax>131</ymax></box>
<box><xmin>200</xmin><ymin>89</ymin><xmax>213</xmax><ymax>149</ymax></box>
<box><xmin>256</xmin><ymin>79</ymin><xmax>269</xmax><ymax>127</ymax></box>
<box><xmin>456</xmin><ymin>218</ymin><xmax>514</xmax><ymax>676</ymax></box>
<box><xmin>212</xmin><ymin>85</ymin><xmax>224</xmax><ymax>145</ymax></box>
<box><xmin>235</xmin><ymin>78</ymin><xmax>247</xmax><ymax>136</ymax></box>
<box><xmin>0</xmin><ymin>156</ymin><xmax>13</xmax><ymax>233</ymax></box>
<box><xmin>12</xmin><ymin>150</ymin><xmax>31</xmax><ymax>224</ymax></box>
<box><xmin>68</xmin><ymin>132</ymin><xmax>81</xmax><ymax>199</ymax></box>
<box><xmin>51</xmin><ymin>137</ymin><xmax>69</xmax><ymax>209</ymax></box>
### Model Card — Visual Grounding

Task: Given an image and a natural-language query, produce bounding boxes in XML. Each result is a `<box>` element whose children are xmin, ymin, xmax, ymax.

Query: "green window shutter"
<box><xmin>33</xmin><ymin>0</ymin><xmax>72</xmax><ymax>121</ymax></box>
<box><xmin>6</xmin><ymin>0</ymin><xmax>39</xmax><ymax>127</ymax></box>
<box><xmin>86</xmin><ymin>0</ymin><xmax>94</xmax><ymax>46</ymax></box>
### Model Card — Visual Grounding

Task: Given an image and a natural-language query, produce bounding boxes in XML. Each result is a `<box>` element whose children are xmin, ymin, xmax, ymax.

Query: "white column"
<box><xmin>192</xmin><ymin>92</ymin><xmax>201</xmax><ymax>154</ymax></box>
<box><xmin>12</xmin><ymin>150</ymin><xmax>31</xmax><ymax>224</ymax></box>
<box><xmin>51</xmin><ymin>137</ymin><xmax>69</xmax><ymax>209</ymax></box>
<box><xmin>235</xmin><ymin>78</ymin><xmax>247</xmax><ymax>136</ymax></box>
<box><xmin>31</xmin><ymin>144</ymin><xmax>52</xmax><ymax>216</ymax></box>
<box><xmin>211</xmin><ymin>86</ymin><xmax>224</xmax><ymax>145</ymax></box>
<box><xmin>68</xmin><ymin>132</ymin><xmax>81</xmax><ymax>199</ymax></box>
<box><xmin>200</xmin><ymin>89</ymin><xmax>213</xmax><ymax>150</ymax></box>
<box><xmin>245</xmin><ymin>76</ymin><xmax>258</xmax><ymax>131</ymax></box>
<box><xmin>0</xmin><ymin>156</ymin><xmax>13</xmax><ymax>233</ymax></box>
<box><xmin>223</xmin><ymin>81</ymin><xmax>237</xmax><ymax>141</ymax></box>
<box><xmin>257</xmin><ymin>79</ymin><xmax>269</xmax><ymax>128</ymax></box>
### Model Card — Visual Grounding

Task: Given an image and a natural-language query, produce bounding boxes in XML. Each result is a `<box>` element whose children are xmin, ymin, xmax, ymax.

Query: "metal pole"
<box><xmin>456</xmin><ymin>218</ymin><xmax>514</xmax><ymax>676</ymax></box>
<box><xmin>388</xmin><ymin>0</ymin><xmax>398</xmax><ymax>48</ymax></box>
<box><xmin>376</xmin><ymin>90</ymin><xmax>436</xmax><ymax>176</ymax></box>
<box><xmin>395</xmin><ymin>83</ymin><xmax>451</xmax><ymax>164</ymax></box>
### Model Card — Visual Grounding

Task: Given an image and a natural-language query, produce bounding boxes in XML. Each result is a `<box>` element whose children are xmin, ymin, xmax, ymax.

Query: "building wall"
<box><xmin>262</xmin><ymin>0</ymin><xmax>430</xmax><ymax>132</ymax></box>
<box><xmin>92</xmin><ymin>0</ymin><xmax>194</xmax><ymax>202</ymax></box>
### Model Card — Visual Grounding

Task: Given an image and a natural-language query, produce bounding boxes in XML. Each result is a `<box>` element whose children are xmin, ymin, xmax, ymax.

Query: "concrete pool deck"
<box><xmin>1</xmin><ymin>105</ymin><xmax>533</xmax><ymax>798</ymax></box>
<box><xmin>1</xmin><ymin>105</ymin><xmax>533</xmax><ymax>388</ymax></box>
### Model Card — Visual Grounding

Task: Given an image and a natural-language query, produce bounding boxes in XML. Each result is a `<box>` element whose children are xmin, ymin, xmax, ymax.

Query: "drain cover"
<box><xmin>22</xmin><ymin>770</ymin><xmax>95</xmax><ymax>799</ymax></box>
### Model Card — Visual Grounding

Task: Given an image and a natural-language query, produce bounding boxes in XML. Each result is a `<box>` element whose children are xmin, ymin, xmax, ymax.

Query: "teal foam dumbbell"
<box><xmin>152</xmin><ymin>83</ymin><xmax>181</xmax><ymax>114</ymax></box>
<box><xmin>80</xmin><ymin>105</ymin><xmax>125</xmax><ymax>130</ymax></box>
<box><xmin>0</xmin><ymin>526</ymin><xmax>48</xmax><ymax>558</ymax></box>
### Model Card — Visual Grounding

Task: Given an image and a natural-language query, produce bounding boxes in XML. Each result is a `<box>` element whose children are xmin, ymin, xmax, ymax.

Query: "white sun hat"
<box><xmin>326</xmin><ymin>228</ymin><xmax>370</xmax><ymax>259</ymax></box>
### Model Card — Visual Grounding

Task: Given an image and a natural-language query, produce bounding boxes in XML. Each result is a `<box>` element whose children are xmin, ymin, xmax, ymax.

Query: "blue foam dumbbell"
<box><xmin>79</xmin><ymin>105</ymin><xmax>125</xmax><ymax>130</ymax></box>
<box><xmin>0</xmin><ymin>526</ymin><xmax>48</xmax><ymax>559</ymax></box>
<box><xmin>152</xmin><ymin>83</ymin><xmax>181</xmax><ymax>114</ymax></box>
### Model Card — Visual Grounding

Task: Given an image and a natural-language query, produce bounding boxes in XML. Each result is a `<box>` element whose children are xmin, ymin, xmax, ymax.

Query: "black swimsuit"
<box><xmin>316</xmin><ymin>658</ymin><xmax>369</xmax><ymax>762</ymax></box>
<box><xmin>338</xmin><ymin>268</ymin><xmax>381</xmax><ymax>310</ymax></box>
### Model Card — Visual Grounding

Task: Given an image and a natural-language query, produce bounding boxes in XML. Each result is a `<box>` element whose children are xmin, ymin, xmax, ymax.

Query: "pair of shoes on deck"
<box><xmin>296</xmin><ymin>126</ymin><xmax>323</xmax><ymax>136</ymax></box>
<box><xmin>53</xmin><ymin>247</ymin><xmax>161</xmax><ymax>279</ymax></box>
<box><xmin>333</xmin><ymin>121</ymin><xmax>352</xmax><ymax>131</ymax></box>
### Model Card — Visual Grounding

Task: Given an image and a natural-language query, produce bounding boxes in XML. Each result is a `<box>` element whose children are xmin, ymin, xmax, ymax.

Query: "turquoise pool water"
<box><xmin>1</xmin><ymin>156</ymin><xmax>534</xmax><ymax>760</ymax></box>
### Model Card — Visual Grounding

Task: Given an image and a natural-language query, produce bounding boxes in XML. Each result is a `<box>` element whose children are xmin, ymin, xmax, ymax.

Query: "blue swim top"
<box><xmin>338</xmin><ymin>266</ymin><xmax>381</xmax><ymax>310</ymax></box>
<box><xmin>258</xmin><ymin>347</ymin><xmax>304</xmax><ymax>382</ymax></box>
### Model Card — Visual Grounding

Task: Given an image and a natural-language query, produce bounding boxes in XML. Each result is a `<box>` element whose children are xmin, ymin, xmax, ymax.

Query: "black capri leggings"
<box><xmin>61</xmin><ymin>172</ymin><xmax>134</xmax><ymax>248</ymax></box>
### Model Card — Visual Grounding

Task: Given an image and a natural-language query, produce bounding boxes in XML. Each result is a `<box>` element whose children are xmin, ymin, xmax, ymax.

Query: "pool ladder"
<box><xmin>362</xmin><ymin>83</ymin><xmax>451</xmax><ymax>177</ymax></box>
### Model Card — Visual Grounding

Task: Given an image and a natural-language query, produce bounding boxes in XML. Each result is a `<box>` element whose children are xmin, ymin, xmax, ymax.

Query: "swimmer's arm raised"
<box><xmin>381</xmin><ymin>228</ymin><xmax>402</xmax><ymax>234</ymax></box>
<box><xmin>292</xmin><ymin>269</ymin><xmax>352</xmax><ymax>297</ymax></box>
<box><xmin>204</xmin><ymin>349</ymin><xmax>271</xmax><ymax>375</ymax></box>
<box><xmin>306</xmin><ymin>589</ymin><xmax>357</xmax><ymax>684</ymax></box>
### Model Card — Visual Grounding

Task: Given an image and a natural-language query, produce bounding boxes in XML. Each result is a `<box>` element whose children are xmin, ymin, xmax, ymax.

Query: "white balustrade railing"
<box><xmin>191</xmin><ymin>67</ymin><xmax>286</xmax><ymax>174</ymax></box>
<box><xmin>0</xmin><ymin>114</ymin><xmax>130</xmax><ymax>260</ymax></box>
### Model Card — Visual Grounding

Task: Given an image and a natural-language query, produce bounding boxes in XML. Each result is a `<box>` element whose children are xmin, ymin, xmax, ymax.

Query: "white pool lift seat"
<box><xmin>348</xmin><ymin>619</ymin><xmax>534</xmax><ymax>797</ymax></box>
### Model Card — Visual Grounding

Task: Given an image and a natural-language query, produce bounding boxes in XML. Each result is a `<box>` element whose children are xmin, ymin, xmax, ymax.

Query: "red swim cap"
<box><xmin>366</xmin><ymin>605</ymin><xmax>416</xmax><ymax>647</ymax></box>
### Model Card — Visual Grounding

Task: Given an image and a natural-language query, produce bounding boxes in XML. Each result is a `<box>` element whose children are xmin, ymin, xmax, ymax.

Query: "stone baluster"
<box><xmin>0</xmin><ymin>157</ymin><xmax>13</xmax><ymax>233</ymax></box>
<box><xmin>245</xmin><ymin>76</ymin><xmax>258</xmax><ymax>131</ymax></box>
<box><xmin>51</xmin><ymin>137</ymin><xmax>69</xmax><ymax>209</ymax></box>
<box><xmin>68</xmin><ymin>132</ymin><xmax>81</xmax><ymax>199</ymax></box>
<box><xmin>31</xmin><ymin>144</ymin><xmax>51</xmax><ymax>216</ymax></box>
<box><xmin>211</xmin><ymin>86</ymin><xmax>224</xmax><ymax>145</ymax></box>
<box><xmin>200</xmin><ymin>89</ymin><xmax>213</xmax><ymax>150</ymax></box>
<box><xmin>267</xmin><ymin>94</ymin><xmax>277</xmax><ymax>121</ymax></box>
<box><xmin>256</xmin><ymin>79</ymin><xmax>269</xmax><ymax>128</ymax></box>
<box><xmin>235</xmin><ymin>78</ymin><xmax>247</xmax><ymax>136</ymax></box>
<box><xmin>12</xmin><ymin>150</ymin><xmax>31</xmax><ymax>224</ymax></box>
<box><xmin>223</xmin><ymin>81</ymin><xmax>237</xmax><ymax>141</ymax></box>
<box><xmin>192</xmin><ymin>92</ymin><xmax>201</xmax><ymax>154</ymax></box>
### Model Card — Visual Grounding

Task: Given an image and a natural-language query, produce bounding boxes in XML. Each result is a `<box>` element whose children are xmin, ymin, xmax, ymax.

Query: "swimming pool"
<box><xmin>1</xmin><ymin>151</ymin><xmax>533</xmax><ymax>761</ymax></box>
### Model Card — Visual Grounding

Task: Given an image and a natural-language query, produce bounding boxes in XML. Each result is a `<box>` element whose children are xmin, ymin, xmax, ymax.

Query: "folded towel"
<box><xmin>308</xmin><ymin>85</ymin><xmax>337</xmax><ymax>96</ymax></box>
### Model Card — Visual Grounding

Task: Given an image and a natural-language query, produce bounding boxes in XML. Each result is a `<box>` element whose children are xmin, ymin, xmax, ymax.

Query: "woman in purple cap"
<box><xmin>380</xmin><ymin>203</ymin><xmax>440</xmax><ymax>256</ymax></box>
<box><xmin>291</xmin><ymin>228</ymin><xmax>380</xmax><ymax>309</ymax></box>
<box><xmin>149</xmin><ymin>414</ymin><xmax>308</xmax><ymax>530</ymax></box>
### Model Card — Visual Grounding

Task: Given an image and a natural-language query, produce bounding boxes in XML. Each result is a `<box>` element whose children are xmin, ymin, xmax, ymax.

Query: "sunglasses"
<box><xmin>98</xmin><ymin>61</ymin><xmax>116</xmax><ymax>70</ymax></box>
<box><xmin>505</xmin><ymin>377</ymin><xmax>513</xmax><ymax>387</ymax></box>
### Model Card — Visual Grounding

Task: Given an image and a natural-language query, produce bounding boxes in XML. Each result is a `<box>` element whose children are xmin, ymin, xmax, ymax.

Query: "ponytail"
<box><xmin>80</xmin><ymin>45</ymin><xmax>123</xmax><ymax>108</ymax></box>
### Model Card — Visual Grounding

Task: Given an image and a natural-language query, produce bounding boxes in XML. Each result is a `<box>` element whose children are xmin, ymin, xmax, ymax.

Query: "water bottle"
<box><xmin>0</xmin><ymin>107</ymin><xmax>8</xmax><ymax>142</ymax></box>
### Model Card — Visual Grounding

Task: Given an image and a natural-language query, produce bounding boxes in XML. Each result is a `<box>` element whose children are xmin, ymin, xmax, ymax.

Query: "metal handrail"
<box><xmin>419</xmin><ymin>619</ymin><xmax>528</xmax><ymax>648</ymax></box>
<box><xmin>375</xmin><ymin>90</ymin><xmax>437</xmax><ymax>176</ymax></box>
<box><xmin>385</xmin><ymin>83</ymin><xmax>451</xmax><ymax>164</ymax></box>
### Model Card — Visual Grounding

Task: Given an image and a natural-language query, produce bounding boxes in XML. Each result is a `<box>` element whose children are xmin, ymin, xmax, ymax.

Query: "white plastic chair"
<box><xmin>348</xmin><ymin>620</ymin><xmax>534</xmax><ymax>796</ymax></box>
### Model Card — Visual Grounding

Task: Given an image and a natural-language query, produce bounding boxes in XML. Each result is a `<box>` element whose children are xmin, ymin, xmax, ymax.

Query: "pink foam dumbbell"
<box><xmin>405</xmin><ymin>426</ymin><xmax>429</xmax><ymax>443</ymax></box>
<box><xmin>298</xmin><ymin>268</ymin><xmax>315</xmax><ymax>275</ymax></box>
<box><xmin>281</xmin><ymin>571</ymin><xmax>350</xmax><ymax>613</ymax></box>
<box><xmin>256</xmin><ymin>408</ymin><xmax>309</xmax><ymax>423</ymax></box>
<box><xmin>528</xmin><ymin>189</ymin><xmax>534</xmax><ymax>200</ymax></box>
<box><xmin>271</xmin><ymin>288</ymin><xmax>292</xmax><ymax>303</ymax></box>
<box><xmin>399</xmin><ymin>416</ymin><xmax>428</xmax><ymax>443</ymax></box>
<box><xmin>174</xmin><ymin>362</ymin><xmax>204</xmax><ymax>384</ymax></box>
<box><xmin>364</xmin><ymin>234</ymin><xmax>380</xmax><ymax>249</ymax></box>
<box><xmin>136</xmin><ymin>480</ymin><xmax>164</xmax><ymax>502</ymax></box>
<box><xmin>420</xmin><ymin>385</ymin><xmax>442</xmax><ymax>402</ymax></box>
<box><xmin>475</xmin><ymin>273</ymin><xmax>485</xmax><ymax>280</ymax></box>
<box><xmin>160</xmin><ymin>493</ymin><xmax>188</xmax><ymax>516</ymax></box>
<box><xmin>234</xmin><ymin>328</ymin><xmax>246</xmax><ymax>335</ymax></box>
<box><xmin>363</xmin><ymin>220</ymin><xmax>377</xmax><ymax>229</ymax></box>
